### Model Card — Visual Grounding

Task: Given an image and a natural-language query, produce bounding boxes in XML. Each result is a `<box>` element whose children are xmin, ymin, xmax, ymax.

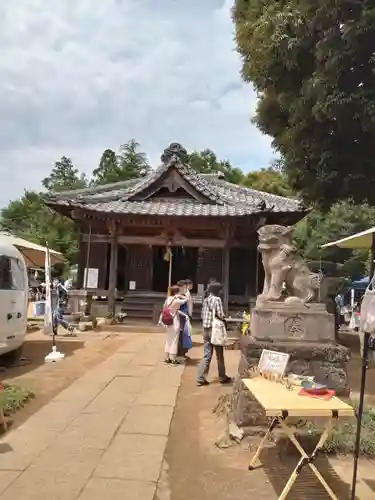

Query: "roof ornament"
<box><xmin>257</xmin><ymin>200</ymin><xmax>275</xmax><ymax>212</ymax></box>
<box><xmin>161</xmin><ymin>143</ymin><xmax>189</xmax><ymax>165</ymax></box>
<box><xmin>297</xmin><ymin>200</ymin><xmax>307</xmax><ymax>211</ymax></box>
<box><xmin>258</xmin><ymin>200</ymin><xmax>267</xmax><ymax>211</ymax></box>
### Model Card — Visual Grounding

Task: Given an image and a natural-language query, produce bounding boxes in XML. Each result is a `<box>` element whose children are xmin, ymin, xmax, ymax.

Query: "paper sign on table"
<box><xmin>257</xmin><ymin>349</ymin><xmax>290</xmax><ymax>380</ymax></box>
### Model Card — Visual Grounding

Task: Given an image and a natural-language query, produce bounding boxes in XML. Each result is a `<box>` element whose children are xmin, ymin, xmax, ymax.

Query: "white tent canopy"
<box><xmin>0</xmin><ymin>233</ymin><xmax>65</xmax><ymax>267</ymax></box>
<box><xmin>321</xmin><ymin>227</ymin><xmax>375</xmax><ymax>250</ymax></box>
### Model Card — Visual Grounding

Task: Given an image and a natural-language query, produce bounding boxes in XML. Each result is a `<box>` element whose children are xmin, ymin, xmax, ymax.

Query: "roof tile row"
<box><xmin>45</xmin><ymin>143</ymin><xmax>304</xmax><ymax>217</ymax></box>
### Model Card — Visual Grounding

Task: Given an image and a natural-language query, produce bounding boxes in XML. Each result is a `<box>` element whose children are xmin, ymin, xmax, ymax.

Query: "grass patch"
<box><xmin>308</xmin><ymin>405</ymin><xmax>375</xmax><ymax>457</ymax></box>
<box><xmin>0</xmin><ymin>383</ymin><xmax>35</xmax><ymax>415</ymax></box>
<box><xmin>217</xmin><ymin>391</ymin><xmax>375</xmax><ymax>457</ymax></box>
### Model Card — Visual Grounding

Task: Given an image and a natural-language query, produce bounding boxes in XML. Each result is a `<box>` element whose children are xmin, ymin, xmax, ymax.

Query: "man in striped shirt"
<box><xmin>197</xmin><ymin>281</ymin><xmax>231</xmax><ymax>386</ymax></box>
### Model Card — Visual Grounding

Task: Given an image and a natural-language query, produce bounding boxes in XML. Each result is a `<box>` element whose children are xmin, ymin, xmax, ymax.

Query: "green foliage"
<box><xmin>0</xmin><ymin>383</ymin><xmax>35</xmax><ymax>415</ymax></box>
<box><xmin>188</xmin><ymin>149</ymin><xmax>245</xmax><ymax>184</ymax></box>
<box><xmin>0</xmin><ymin>155</ymin><xmax>87</xmax><ymax>265</ymax></box>
<box><xmin>1</xmin><ymin>192</ymin><xmax>79</xmax><ymax>265</ymax></box>
<box><xmin>189</xmin><ymin>150</ymin><xmax>296</xmax><ymax>198</ymax></box>
<box><xmin>42</xmin><ymin>156</ymin><xmax>87</xmax><ymax>192</ymax></box>
<box><xmin>233</xmin><ymin>0</ymin><xmax>375</xmax><ymax>207</ymax></box>
<box><xmin>91</xmin><ymin>140</ymin><xmax>150</xmax><ymax>186</ymax></box>
<box><xmin>308</xmin><ymin>404</ymin><xmax>375</xmax><ymax>457</ymax></box>
<box><xmin>91</xmin><ymin>149</ymin><xmax>119</xmax><ymax>185</ymax></box>
<box><xmin>243</xmin><ymin>166</ymin><xmax>293</xmax><ymax>197</ymax></box>
<box><xmin>118</xmin><ymin>139</ymin><xmax>150</xmax><ymax>179</ymax></box>
<box><xmin>294</xmin><ymin>200</ymin><xmax>375</xmax><ymax>279</ymax></box>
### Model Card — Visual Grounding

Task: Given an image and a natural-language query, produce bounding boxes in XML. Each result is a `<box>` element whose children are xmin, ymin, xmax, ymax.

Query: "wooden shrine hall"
<box><xmin>45</xmin><ymin>143</ymin><xmax>307</xmax><ymax>319</ymax></box>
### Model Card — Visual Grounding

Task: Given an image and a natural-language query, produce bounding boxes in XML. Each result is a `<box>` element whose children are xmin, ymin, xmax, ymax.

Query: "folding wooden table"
<box><xmin>243</xmin><ymin>377</ymin><xmax>355</xmax><ymax>500</ymax></box>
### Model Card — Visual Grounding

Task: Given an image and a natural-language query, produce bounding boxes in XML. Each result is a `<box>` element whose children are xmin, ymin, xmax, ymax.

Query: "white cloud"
<box><xmin>0</xmin><ymin>0</ymin><xmax>273</xmax><ymax>206</ymax></box>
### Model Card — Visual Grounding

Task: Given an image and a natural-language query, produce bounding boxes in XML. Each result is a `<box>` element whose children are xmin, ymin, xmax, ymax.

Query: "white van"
<box><xmin>0</xmin><ymin>241</ymin><xmax>28</xmax><ymax>363</ymax></box>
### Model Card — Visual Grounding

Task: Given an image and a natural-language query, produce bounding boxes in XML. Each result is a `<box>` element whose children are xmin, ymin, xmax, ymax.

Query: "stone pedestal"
<box><xmin>69</xmin><ymin>289</ymin><xmax>94</xmax><ymax>316</ymax></box>
<box><xmin>231</xmin><ymin>335</ymin><xmax>350</xmax><ymax>429</ymax></box>
<box><xmin>251</xmin><ymin>299</ymin><xmax>335</xmax><ymax>343</ymax></box>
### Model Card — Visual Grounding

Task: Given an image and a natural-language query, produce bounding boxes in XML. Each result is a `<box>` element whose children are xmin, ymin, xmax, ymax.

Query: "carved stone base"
<box><xmin>250</xmin><ymin>299</ymin><xmax>335</xmax><ymax>343</ymax></box>
<box><xmin>231</xmin><ymin>335</ymin><xmax>350</xmax><ymax>429</ymax></box>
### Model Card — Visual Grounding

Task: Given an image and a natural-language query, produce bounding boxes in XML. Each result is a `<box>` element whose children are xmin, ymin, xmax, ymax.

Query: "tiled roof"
<box><xmin>79</xmin><ymin>200</ymin><xmax>260</xmax><ymax>217</ymax></box>
<box><xmin>45</xmin><ymin>143</ymin><xmax>305</xmax><ymax>217</ymax></box>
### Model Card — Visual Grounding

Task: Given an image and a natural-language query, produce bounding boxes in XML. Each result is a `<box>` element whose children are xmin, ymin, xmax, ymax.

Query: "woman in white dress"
<box><xmin>163</xmin><ymin>285</ymin><xmax>188</xmax><ymax>365</ymax></box>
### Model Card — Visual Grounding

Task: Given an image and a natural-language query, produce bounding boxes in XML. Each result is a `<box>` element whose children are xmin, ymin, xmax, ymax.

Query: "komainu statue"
<box><xmin>257</xmin><ymin>225</ymin><xmax>321</xmax><ymax>303</ymax></box>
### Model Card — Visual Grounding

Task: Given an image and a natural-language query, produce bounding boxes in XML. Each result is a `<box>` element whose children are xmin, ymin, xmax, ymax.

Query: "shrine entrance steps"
<box><xmin>92</xmin><ymin>291</ymin><xmax>248</xmax><ymax>324</ymax></box>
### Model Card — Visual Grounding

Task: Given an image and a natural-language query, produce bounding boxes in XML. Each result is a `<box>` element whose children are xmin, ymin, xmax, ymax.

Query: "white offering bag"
<box><xmin>211</xmin><ymin>317</ymin><xmax>228</xmax><ymax>346</ymax></box>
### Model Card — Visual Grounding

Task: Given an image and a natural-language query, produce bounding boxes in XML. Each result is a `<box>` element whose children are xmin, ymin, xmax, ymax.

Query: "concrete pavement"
<box><xmin>0</xmin><ymin>333</ymin><xmax>183</xmax><ymax>500</ymax></box>
<box><xmin>1</xmin><ymin>331</ymin><xmax>372</xmax><ymax>499</ymax></box>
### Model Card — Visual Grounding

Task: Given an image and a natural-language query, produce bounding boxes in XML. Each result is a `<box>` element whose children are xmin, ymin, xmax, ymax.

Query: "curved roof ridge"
<box><xmin>206</xmin><ymin>177</ymin><xmax>305</xmax><ymax>210</ymax></box>
<box><xmin>123</xmin><ymin>144</ymin><xmax>233</xmax><ymax>206</ymax></box>
<box><xmin>44</xmin><ymin>178</ymin><xmax>140</xmax><ymax>201</ymax></box>
<box><xmin>223</xmin><ymin>179</ymin><xmax>301</xmax><ymax>203</ymax></box>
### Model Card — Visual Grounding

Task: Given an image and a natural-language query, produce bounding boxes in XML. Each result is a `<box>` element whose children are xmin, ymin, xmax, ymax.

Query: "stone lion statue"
<box><xmin>257</xmin><ymin>225</ymin><xmax>322</xmax><ymax>303</ymax></box>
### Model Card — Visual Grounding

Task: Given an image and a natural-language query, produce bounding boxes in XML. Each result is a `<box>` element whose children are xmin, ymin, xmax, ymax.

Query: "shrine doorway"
<box><xmin>152</xmin><ymin>246</ymin><xmax>198</xmax><ymax>292</ymax></box>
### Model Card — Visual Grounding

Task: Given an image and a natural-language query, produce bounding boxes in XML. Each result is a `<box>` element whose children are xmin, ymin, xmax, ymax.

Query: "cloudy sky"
<box><xmin>0</xmin><ymin>0</ymin><xmax>273</xmax><ymax>207</ymax></box>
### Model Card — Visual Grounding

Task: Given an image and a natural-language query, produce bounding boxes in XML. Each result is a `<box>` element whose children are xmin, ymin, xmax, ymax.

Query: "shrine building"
<box><xmin>44</xmin><ymin>143</ymin><xmax>307</xmax><ymax>319</ymax></box>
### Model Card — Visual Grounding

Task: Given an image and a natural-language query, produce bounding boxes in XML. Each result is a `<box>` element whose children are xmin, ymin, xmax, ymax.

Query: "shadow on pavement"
<box><xmin>259</xmin><ymin>442</ymin><xmax>355</xmax><ymax>499</ymax></box>
<box><xmin>364</xmin><ymin>479</ymin><xmax>375</xmax><ymax>493</ymax></box>
<box><xmin>1</xmin><ymin>338</ymin><xmax>84</xmax><ymax>381</ymax></box>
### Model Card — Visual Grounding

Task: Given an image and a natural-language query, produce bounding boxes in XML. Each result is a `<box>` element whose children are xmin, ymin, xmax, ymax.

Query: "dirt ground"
<box><xmin>2</xmin><ymin>327</ymin><xmax>375</xmax><ymax>498</ymax></box>
<box><xmin>1</xmin><ymin>329</ymin><xmax>126</xmax><ymax>431</ymax></box>
<box><xmin>340</xmin><ymin>331</ymin><xmax>375</xmax><ymax>407</ymax></box>
<box><xmin>159</xmin><ymin>334</ymin><xmax>375</xmax><ymax>500</ymax></box>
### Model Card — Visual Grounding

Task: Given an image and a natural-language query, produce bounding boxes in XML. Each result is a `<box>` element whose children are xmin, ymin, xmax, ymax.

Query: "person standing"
<box><xmin>185</xmin><ymin>278</ymin><xmax>194</xmax><ymax>318</ymax></box>
<box><xmin>197</xmin><ymin>281</ymin><xmax>231</xmax><ymax>386</ymax></box>
<box><xmin>162</xmin><ymin>285</ymin><xmax>188</xmax><ymax>365</ymax></box>
<box><xmin>335</xmin><ymin>292</ymin><xmax>344</xmax><ymax>326</ymax></box>
<box><xmin>177</xmin><ymin>280</ymin><xmax>190</xmax><ymax>359</ymax></box>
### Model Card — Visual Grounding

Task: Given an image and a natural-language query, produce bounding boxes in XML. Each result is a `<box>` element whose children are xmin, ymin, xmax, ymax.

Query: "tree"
<box><xmin>42</xmin><ymin>156</ymin><xmax>87</xmax><ymax>192</ymax></box>
<box><xmin>91</xmin><ymin>149</ymin><xmax>119</xmax><ymax>185</ymax></box>
<box><xmin>0</xmin><ymin>191</ymin><xmax>79</xmax><ymax>264</ymax></box>
<box><xmin>243</xmin><ymin>166</ymin><xmax>294</xmax><ymax>197</ymax></box>
<box><xmin>1</xmin><ymin>157</ymin><xmax>89</xmax><ymax>265</ymax></box>
<box><xmin>188</xmin><ymin>150</ymin><xmax>295</xmax><ymax>196</ymax></box>
<box><xmin>188</xmin><ymin>149</ymin><xmax>244</xmax><ymax>184</ymax></box>
<box><xmin>0</xmin><ymin>142</ymin><xmax>151</xmax><ymax>264</ymax></box>
<box><xmin>294</xmin><ymin>200</ymin><xmax>375</xmax><ymax>279</ymax></box>
<box><xmin>91</xmin><ymin>140</ymin><xmax>150</xmax><ymax>185</ymax></box>
<box><xmin>117</xmin><ymin>139</ymin><xmax>150</xmax><ymax>180</ymax></box>
<box><xmin>233</xmin><ymin>1</ymin><xmax>375</xmax><ymax>207</ymax></box>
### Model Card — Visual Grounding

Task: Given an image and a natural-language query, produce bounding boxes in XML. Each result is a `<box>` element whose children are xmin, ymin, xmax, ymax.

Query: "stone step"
<box><xmin>97</xmin><ymin>323</ymin><xmax>165</xmax><ymax>334</ymax></box>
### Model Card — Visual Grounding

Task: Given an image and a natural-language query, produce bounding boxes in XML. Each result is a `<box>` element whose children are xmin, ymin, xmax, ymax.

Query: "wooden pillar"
<box><xmin>222</xmin><ymin>242</ymin><xmax>230</xmax><ymax>315</ymax></box>
<box><xmin>83</xmin><ymin>221</ymin><xmax>92</xmax><ymax>289</ymax></box>
<box><xmin>107</xmin><ymin>224</ymin><xmax>119</xmax><ymax>317</ymax></box>
<box><xmin>76</xmin><ymin>228</ymin><xmax>85</xmax><ymax>288</ymax></box>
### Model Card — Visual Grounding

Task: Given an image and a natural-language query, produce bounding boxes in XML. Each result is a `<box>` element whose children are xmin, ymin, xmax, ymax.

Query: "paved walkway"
<box><xmin>0</xmin><ymin>333</ymin><xmax>182</xmax><ymax>500</ymax></box>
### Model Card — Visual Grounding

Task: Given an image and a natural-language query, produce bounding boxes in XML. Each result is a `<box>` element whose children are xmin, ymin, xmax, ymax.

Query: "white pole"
<box><xmin>44</xmin><ymin>243</ymin><xmax>65</xmax><ymax>363</ymax></box>
<box><xmin>351</xmin><ymin>288</ymin><xmax>355</xmax><ymax>309</ymax></box>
